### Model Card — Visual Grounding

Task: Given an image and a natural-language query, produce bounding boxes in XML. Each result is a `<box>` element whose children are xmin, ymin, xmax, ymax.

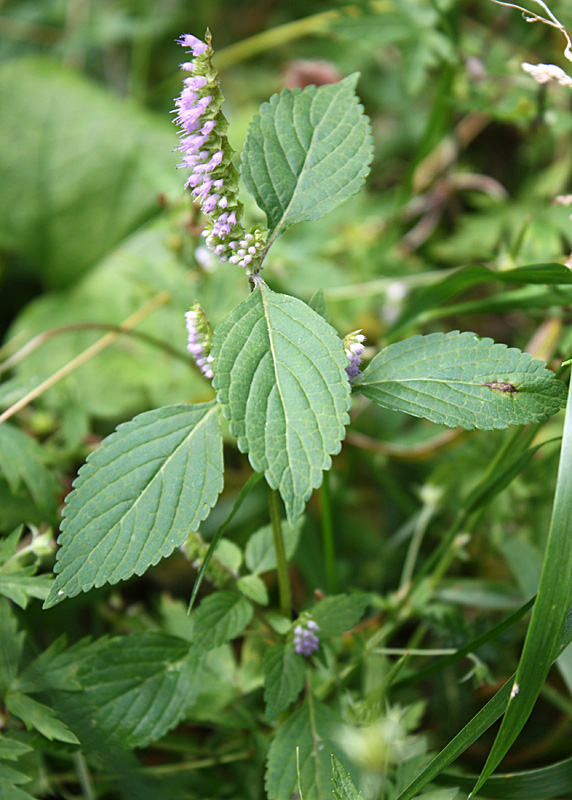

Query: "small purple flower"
<box><xmin>344</xmin><ymin>331</ymin><xmax>366</xmax><ymax>384</ymax></box>
<box><xmin>177</xmin><ymin>34</ymin><xmax>208</xmax><ymax>56</ymax></box>
<box><xmin>293</xmin><ymin>620</ymin><xmax>320</xmax><ymax>657</ymax></box>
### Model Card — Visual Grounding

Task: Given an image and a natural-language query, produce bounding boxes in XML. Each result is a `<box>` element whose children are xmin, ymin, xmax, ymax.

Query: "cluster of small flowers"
<box><xmin>174</xmin><ymin>33</ymin><xmax>266</xmax><ymax>274</ymax></box>
<box><xmin>293</xmin><ymin>620</ymin><xmax>320</xmax><ymax>657</ymax></box>
<box><xmin>185</xmin><ymin>302</ymin><xmax>214</xmax><ymax>380</ymax></box>
<box><xmin>343</xmin><ymin>330</ymin><xmax>366</xmax><ymax>384</ymax></box>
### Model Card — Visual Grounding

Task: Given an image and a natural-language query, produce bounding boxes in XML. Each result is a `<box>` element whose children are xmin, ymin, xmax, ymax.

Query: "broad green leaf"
<box><xmin>237</xmin><ymin>574</ymin><xmax>269</xmax><ymax>605</ymax></box>
<box><xmin>45</xmin><ymin>402</ymin><xmax>224</xmax><ymax>606</ymax></box>
<box><xmin>0</xmin><ymin>599</ymin><xmax>24</xmax><ymax>695</ymax></box>
<box><xmin>332</xmin><ymin>756</ymin><xmax>363</xmax><ymax>800</ymax></box>
<box><xmin>0</xmin><ymin>57</ymin><xmax>179</xmax><ymax>288</ymax></box>
<box><xmin>473</xmin><ymin>371</ymin><xmax>572</xmax><ymax>794</ymax></box>
<box><xmin>263</xmin><ymin>644</ymin><xmax>305</xmax><ymax>720</ymax></box>
<box><xmin>0</xmin><ymin>424</ymin><xmax>59</xmax><ymax>519</ymax></box>
<box><xmin>212</xmin><ymin>282</ymin><xmax>350</xmax><ymax>523</ymax></box>
<box><xmin>244</xmin><ymin>517</ymin><xmax>303</xmax><ymax>575</ymax></box>
<box><xmin>15</xmin><ymin>636</ymin><xmax>87</xmax><ymax>693</ymax></box>
<box><xmin>60</xmin><ymin>633</ymin><xmax>204</xmax><ymax>749</ymax></box>
<box><xmin>5</xmin><ymin>692</ymin><xmax>79</xmax><ymax>744</ymax></box>
<box><xmin>358</xmin><ymin>331</ymin><xmax>566</xmax><ymax>430</ymax></box>
<box><xmin>388</xmin><ymin>262</ymin><xmax>572</xmax><ymax>337</ymax></box>
<box><xmin>192</xmin><ymin>591</ymin><xmax>253</xmax><ymax>650</ymax></box>
<box><xmin>241</xmin><ymin>74</ymin><xmax>372</xmax><ymax>241</ymax></box>
<box><xmin>265</xmin><ymin>697</ymin><xmax>353</xmax><ymax>800</ymax></box>
<box><xmin>312</xmin><ymin>594</ymin><xmax>369</xmax><ymax>638</ymax></box>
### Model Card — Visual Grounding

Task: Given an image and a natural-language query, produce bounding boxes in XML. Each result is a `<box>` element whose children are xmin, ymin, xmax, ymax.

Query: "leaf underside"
<box><xmin>358</xmin><ymin>331</ymin><xmax>567</xmax><ymax>430</ymax></box>
<box><xmin>241</xmin><ymin>74</ymin><xmax>373</xmax><ymax>240</ymax></box>
<box><xmin>212</xmin><ymin>283</ymin><xmax>350</xmax><ymax>523</ymax></box>
<box><xmin>45</xmin><ymin>402</ymin><xmax>223</xmax><ymax>606</ymax></box>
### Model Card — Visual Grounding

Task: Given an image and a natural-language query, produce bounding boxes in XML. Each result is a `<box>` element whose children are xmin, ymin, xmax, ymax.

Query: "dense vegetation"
<box><xmin>1</xmin><ymin>1</ymin><xmax>572</xmax><ymax>799</ymax></box>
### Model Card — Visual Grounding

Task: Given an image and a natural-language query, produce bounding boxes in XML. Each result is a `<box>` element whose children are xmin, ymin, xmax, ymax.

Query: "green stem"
<box><xmin>320</xmin><ymin>471</ymin><xmax>338</xmax><ymax>594</ymax></box>
<box><xmin>268</xmin><ymin>487</ymin><xmax>291</xmax><ymax>618</ymax></box>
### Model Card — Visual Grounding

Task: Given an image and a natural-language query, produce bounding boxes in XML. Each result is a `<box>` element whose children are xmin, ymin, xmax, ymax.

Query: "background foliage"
<box><xmin>1</xmin><ymin>1</ymin><xmax>572</xmax><ymax>798</ymax></box>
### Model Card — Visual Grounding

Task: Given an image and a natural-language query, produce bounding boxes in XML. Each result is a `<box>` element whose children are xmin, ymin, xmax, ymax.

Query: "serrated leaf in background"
<box><xmin>263</xmin><ymin>644</ymin><xmax>305</xmax><ymax>721</ymax></box>
<box><xmin>45</xmin><ymin>402</ymin><xmax>224</xmax><ymax>606</ymax></box>
<box><xmin>0</xmin><ymin>599</ymin><xmax>25</xmax><ymax>695</ymax></box>
<box><xmin>0</xmin><ymin>424</ymin><xmax>60</xmax><ymax>520</ymax></box>
<box><xmin>265</xmin><ymin>697</ymin><xmax>353</xmax><ymax>800</ymax></box>
<box><xmin>311</xmin><ymin>594</ymin><xmax>369</xmax><ymax>638</ymax></box>
<box><xmin>191</xmin><ymin>591</ymin><xmax>253</xmax><ymax>650</ymax></box>
<box><xmin>56</xmin><ymin>633</ymin><xmax>204</xmax><ymax>749</ymax></box>
<box><xmin>358</xmin><ymin>331</ymin><xmax>567</xmax><ymax>430</ymax></box>
<box><xmin>212</xmin><ymin>283</ymin><xmax>350</xmax><ymax>523</ymax></box>
<box><xmin>0</xmin><ymin>57</ymin><xmax>179</xmax><ymax>288</ymax></box>
<box><xmin>241</xmin><ymin>74</ymin><xmax>372</xmax><ymax>242</ymax></box>
<box><xmin>244</xmin><ymin>517</ymin><xmax>303</xmax><ymax>575</ymax></box>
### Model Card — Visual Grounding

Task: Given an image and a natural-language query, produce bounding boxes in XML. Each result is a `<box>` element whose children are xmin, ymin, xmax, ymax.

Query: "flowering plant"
<box><xmin>34</xmin><ymin>25</ymin><xmax>572</xmax><ymax>800</ymax></box>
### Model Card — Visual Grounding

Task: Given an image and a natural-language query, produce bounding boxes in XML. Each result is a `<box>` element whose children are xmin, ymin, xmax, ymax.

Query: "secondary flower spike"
<box><xmin>185</xmin><ymin>302</ymin><xmax>214</xmax><ymax>380</ymax></box>
<box><xmin>174</xmin><ymin>32</ymin><xmax>267</xmax><ymax>274</ymax></box>
<box><xmin>344</xmin><ymin>330</ymin><xmax>366</xmax><ymax>384</ymax></box>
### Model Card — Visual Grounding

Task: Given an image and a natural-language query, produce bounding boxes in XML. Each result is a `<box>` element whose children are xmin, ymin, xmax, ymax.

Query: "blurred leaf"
<box><xmin>0</xmin><ymin>57</ymin><xmax>179</xmax><ymax>287</ymax></box>
<box><xmin>244</xmin><ymin>517</ymin><xmax>303</xmax><ymax>575</ymax></box>
<box><xmin>241</xmin><ymin>75</ymin><xmax>372</xmax><ymax>241</ymax></box>
<box><xmin>441</xmin><ymin>756</ymin><xmax>572</xmax><ymax>798</ymax></box>
<box><xmin>15</xmin><ymin>636</ymin><xmax>86</xmax><ymax>693</ymax></box>
<box><xmin>45</xmin><ymin>402</ymin><xmax>224</xmax><ymax>606</ymax></box>
<box><xmin>0</xmin><ymin>424</ymin><xmax>60</xmax><ymax>518</ymax></box>
<box><xmin>212</xmin><ymin>282</ymin><xmax>350</xmax><ymax>523</ymax></box>
<box><xmin>311</xmin><ymin>594</ymin><xmax>369</xmax><ymax>638</ymax></box>
<box><xmin>263</xmin><ymin>643</ymin><xmax>305</xmax><ymax>721</ymax></box>
<box><xmin>0</xmin><ymin>599</ymin><xmax>24</xmax><ymax>695</ymax></box>
<box><xmin>359</xmin><ymin>332</ymin><xmax>567</xmax><ymax>430</ymax></box>
<box><xmin>237</xmin><ymin>574</ymin><xmax>269</xmax><ymax>605</ymax></box>
<box><xmin>0</xmin><ymin>564</ymin><xmax>52</xmax><ymax>609</ymax></box>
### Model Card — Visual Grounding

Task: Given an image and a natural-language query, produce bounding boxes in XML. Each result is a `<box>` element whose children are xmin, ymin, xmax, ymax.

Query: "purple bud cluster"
<box><xmin>293</xmin><ymin>620</ymin><xmax>320</xmax><ymax>657</ymax></box>
<box><xmin>174</xmin><ymin>33</ymin><xmax>266</xmax><ymax>274</ymax></box>
<box><xmin>185</xmin><ymin>305</ymin><xmax>214</xmax><ymax>380</ymax></box>
<box><xmin>344</xmin><ymin>331</ymin><xmax>366</xmax><ymax>384</ymax></box>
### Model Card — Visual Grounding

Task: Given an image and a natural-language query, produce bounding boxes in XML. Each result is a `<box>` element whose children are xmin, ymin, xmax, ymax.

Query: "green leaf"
<box><xmin>0</xmin><ymin>599</ymin><xmax>24</xmax><ymax>695</ymax></box>
<box><xmin>311</xmin><ymin>594</ymin><xmax>369</xmax><ymax>638</ymax></box>
<box><xmin>15</xmin><ymin>636</ymin><xmax>86</xmax><ymax>693</ymax></box>
<box><xmin>192</xmin><ymin>591</ymin><xmax>253</xmax><ymax>650</ymax></box>
<box><xmin>441</xmin><ymin>755</ymin><xmax>572</xmax><ymax>799</ymax></box>
<box><xmin>5</xmin><ymin>692</ymin><xmax>79</xmax><ymax>744</ymax></box>
<box><xmin>265</xmin><ymin>696</ymin><xmax>353</xmax><ymax>800</ymax></box>
<box><xmin>332</xmin><ymin>755</ymin><xmax>363</xmax><ymax>800</ymax></box>
<box><xmin>61</xmin><ymin>633</ymin><xmax>204</xmax><ymax>749</ymax></box>
<box><xmin>0</xmin><ymin>424</ymin><xmax>59</xmax><ymax>519</ymax></box>
<box><xmin>244</xmin><ymin>517</ymin><xmax>303</xmax><ymax>575</ymax></box>
<box><xmin>212</xmin><ymin>282</ymin><xmax>350</xmax><ymax>523</ymax></box>
<box><xmin>237</xmin><ymin>574</ymin><xmax>269</xmax><ymax>605</ymax></box>
<box><xmin>0</xmin><ymin>564</ymin><xmax>52</xmax><ymax>609</ymax></box>
<box><xmin>45</xmin><ymin>402</ymin><xmax>224</xmax><ymax>606</ymax></box>
<box><xmin>0</xmin><ymin>739</ymin><xmax>32</xmax><ymax>761</ymax></box>
<box><xmin>308</xmin><ymin>289</ymin><xmax>329</xmax><ymax>322</ymax></box>
<box><xmin>358</xmin><ymin>331</ymin><xmax>567</xmax><ymax>430</ymax></box>
<box><xmin>473</xmin><ymin>372</ymin><xmax>572</xmax><ymax>794</ymax></box>
<box><xmin>263</xmin><ymin>644</ymin><xmax>305</xmax><ymax>720</ymax></box>
<box><xmin>0</xmin><ymin>57</ymin><xmax>179</xmax><ymax>288</ymax></box>
<box><xmin>241</xmin><ymin>74</ymin><xmax>372</xmax><ymax>241</ymax></box>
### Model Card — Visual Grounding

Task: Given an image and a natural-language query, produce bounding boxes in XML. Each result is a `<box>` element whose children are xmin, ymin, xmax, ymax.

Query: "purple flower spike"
<box><xmin>293</xmin><ymin>621</ymin><xmax>320</xmax><ymax>657</ymax></box>
<box><xmin>185</xmin><ymin>304</ymin><xmax>214</xmax><ymax>380</ymax></box>
<box><xmin>344</xmin><ymin>331</ymin><xmax>366</xmax><ymax>384</ymax></box>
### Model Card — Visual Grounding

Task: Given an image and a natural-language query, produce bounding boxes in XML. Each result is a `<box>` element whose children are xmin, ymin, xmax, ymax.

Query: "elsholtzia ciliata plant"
<box><xmin>41</xmin><ymin>27</ymin><xmax>570</xmax><ymax>800</ymax></box>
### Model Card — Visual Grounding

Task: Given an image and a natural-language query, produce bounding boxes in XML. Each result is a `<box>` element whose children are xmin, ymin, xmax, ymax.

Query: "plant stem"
<box><xmin>268</xmin><ymin>487</ymin><xmax>291</xmax><ymax>618</ymax></box>
<box><xmin>320</xmin><ymin>471</ymin><xmax>338</xmax><ymax>594</ymax></box>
